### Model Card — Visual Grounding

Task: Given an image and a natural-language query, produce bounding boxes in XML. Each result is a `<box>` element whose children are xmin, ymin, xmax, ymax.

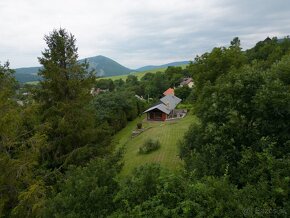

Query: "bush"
<box><xmin>139</xmin><ymin>139</ymin><xmax>160</xmax><ymax>154</ymax></box>
<box><xmin>137</xmin><ymin>123</ymin><xmax>142</xmax><ymax>129</ymax></box>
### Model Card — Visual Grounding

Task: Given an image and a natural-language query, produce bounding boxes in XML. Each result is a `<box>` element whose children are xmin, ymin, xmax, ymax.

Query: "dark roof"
<box><xmin>144</xmin><ymin>94</ymin><xmax>181</xmax><ymax>114</ymax></box>
<box><xmin>143</xmin><ymin>103</ymin><xmax>171</xmax><ymax>114</ymax></box>
<box><xmin>160</xmin><ymin>95</ymin><xmax>181</xmax><ymax>110</ymax></box>
<box><xmin>163</xmin><ymin>88</ymin><xmax>174</xmax><ymax>96</ymax></box>
<box><xmin>180</xmin><ymin>78</ymin><xmax>193</xmax><ymax>86</ymax></box>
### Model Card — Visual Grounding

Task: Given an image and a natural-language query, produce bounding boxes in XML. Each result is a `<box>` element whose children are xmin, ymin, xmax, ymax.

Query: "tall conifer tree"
<box><xmin>36</xmin><ymin>29</ymin><xmax>100</xmax><ymax>169</ymax></box>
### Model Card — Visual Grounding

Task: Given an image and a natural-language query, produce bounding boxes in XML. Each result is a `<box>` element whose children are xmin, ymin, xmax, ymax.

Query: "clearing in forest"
<box><xmin>113</xmin><ymin>113</ymin><xmax>197</xmax><ymax>176</ymax></box>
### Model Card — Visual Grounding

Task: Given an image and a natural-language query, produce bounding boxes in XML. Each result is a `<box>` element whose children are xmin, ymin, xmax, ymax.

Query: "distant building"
<box><xmin>163</xmin><ymin>88</ymin><xmax>175</xmax><ymax>96</ymax></box>
<box><xmin>180</xmin><ymin>78</ymin><xmax>194</xmax><ymax>88</ymax></box>
<box><xmin>90</xmin><ymin>87</ymin><xmax>108</xmax><ymax>96</ymax></box>
<box><xmin>143</xmin><ymin>94</ymin><xmax>181</xmax><ymax>121</ymax></box>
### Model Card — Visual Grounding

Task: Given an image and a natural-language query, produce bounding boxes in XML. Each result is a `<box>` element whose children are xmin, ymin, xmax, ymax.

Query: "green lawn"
<box><xmin>113</xmin><ymin>113</ymin><xmax>197</xmax><ymax>176</ymax></box>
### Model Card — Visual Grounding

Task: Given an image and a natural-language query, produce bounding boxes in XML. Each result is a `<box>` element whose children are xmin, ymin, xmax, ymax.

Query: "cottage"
<box><xmin>144</xmin><ymin>94</ymin><xmax>181</xmax><ymax>121</ymax></box>
<box><xmin>163</xmin><ymin>88</ymin><xmax>175</xmax><ymax>96</ymax></box>
<box><xmin>180</xmin><ymin>78</ymin><xmax>194</xmax><ymax>88</ymax></box>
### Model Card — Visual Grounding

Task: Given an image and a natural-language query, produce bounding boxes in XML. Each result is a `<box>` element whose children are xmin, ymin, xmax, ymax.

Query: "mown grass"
<box><xmin>113</xmin><ymin>113</ymin><xmax>197</xmax><ymax>176</ymax></box>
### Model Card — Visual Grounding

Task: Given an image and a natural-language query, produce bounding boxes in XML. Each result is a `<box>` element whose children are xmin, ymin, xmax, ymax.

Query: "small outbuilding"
<box><xmin>144</xmin><ymin>94</ymin><xmax>181</xmax><ymax>121</ymax></box>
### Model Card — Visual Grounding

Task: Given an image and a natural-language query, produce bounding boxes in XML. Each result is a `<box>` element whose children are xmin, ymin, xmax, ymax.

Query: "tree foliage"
<box><xmin>35</xmin><ymin>28</ymin><xmax>103</xmax><ymax>169</ymax></box>
<box><xmin>180</xmin><ymin>38</ymin><xmax>290</xmax><ymax>215</ymax></box>
<box><xmin>2</xmin><ymin>34</ymin><xmax>290</xmax><ymax>217</ymax></box>
<box><xmin>44</xmin><ymin>151</ymin><xmax>123</xmax><ymax>218</ymax></box>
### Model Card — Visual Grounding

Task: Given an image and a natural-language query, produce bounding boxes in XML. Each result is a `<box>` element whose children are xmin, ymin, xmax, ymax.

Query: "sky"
<box><xmin>0</xmin><ymin>0</ymin><xmax>290</xmax><ymax>69</ymax></box>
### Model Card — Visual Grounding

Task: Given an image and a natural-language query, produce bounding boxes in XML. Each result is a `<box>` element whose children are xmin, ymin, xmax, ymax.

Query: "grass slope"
<box><xmin>97</xmin><ymin>67</ymin><xmax>166</xmax><ymax>81</ymax></box>
<box><xmin>136</xmin><ymin>61</ymin><xmax>190</xmax><ymax>71</ymax></box>
<box><xmin>98</xmin><ymin>64</ymin><xmax>188</xmax><ymax>81</ymax></box>
<box><xmin>114</xmin><ymin>113</ymin><xmax>197</xmax><ymax>176</ymax></box>
<box><xmin>25</xmin><ymin>64</ymin><xmax>188</xmax><ymax>84</ymax></box>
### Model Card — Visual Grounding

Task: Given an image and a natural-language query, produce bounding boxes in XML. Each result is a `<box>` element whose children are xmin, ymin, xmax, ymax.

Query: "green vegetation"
<box><xmin>97</xmin><ymin>64</ymin><xmax>188</xmax><ymax>81</ymax></box>
<box><xmin>14</xmin><ymin>66</ymin><xmax>41</xmax><ymax>83</ymax></box>
<box><xmin>1</xmin><ymin>30</ymin><xmax>290</xmax><ymax>217</ymax></box>
<box><xmin>0</xmin><ymin>29</ymin><xmax>145</xmax><ymax>217</ymax></box>
<box><xmin>15</xmin><ymin>55</ymin><xmax>133</xmax><ymax>83</ymax></box>
<box><xmin>96</xmin><ymin>67</ymin><xmax>166</xmax><ymax>81</ymax></box>
<box><xmin>23</xmin><ymin>64</ymin><xmax>187</xmax><ymax>84</ymax></box>
<box><xmin>139</xmin><ymin>138</ymin><xmax>161</xmax><ymax>154</ymax></box>
<box><xmin>114</xmin><ymin>114</ymin><xmax>197</xmax><ymax>175</ymax></box>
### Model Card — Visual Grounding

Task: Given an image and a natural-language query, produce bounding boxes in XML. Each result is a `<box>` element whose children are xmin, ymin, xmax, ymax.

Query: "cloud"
<box><xmin>0</xmin><ymin>0</ymin><xmax>289</xmax><ymax>69</ymax></box>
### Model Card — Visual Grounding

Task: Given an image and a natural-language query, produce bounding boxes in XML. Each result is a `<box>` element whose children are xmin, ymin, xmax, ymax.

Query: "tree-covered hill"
<box><xmin>80</xmin><ymin>55</ymin><xmax>133</xmax><ymax>76</ymax></box>
<box><xmin>14</xmin><ymin>66</ymin><xmax>42</xmax><ymax>83</ymax></box>
<box><xmin>14</xmin><ymin>58</ymin><xmax>190</xmax><ymax>83</ymax></box>
<box><xmin>135</xmin><ymin>60</ymin><xmax>190</xmax><ymax>71</ymax></box>
<box><xmin>14</xmin><ymin>55</ymin><xmax>133</xmax><ymax>83</ymax></box>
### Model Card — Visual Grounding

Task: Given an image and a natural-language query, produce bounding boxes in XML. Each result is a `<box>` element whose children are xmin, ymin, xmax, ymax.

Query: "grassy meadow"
<box><xmin>97</xmin><ymin>64</ymin><xmax>188</xmax><ymax>81</ymax></box>
<box><xmin>96</xmin><ymin>67</ymin><xmax>167</xmax><ymax>81</ymax></box>
<box><xmin>113</xmin><ymin>113</ymin><xmax>197</xmax><ymax>176</ymax></box>
<box><xmin>25</xmin><ymin>64</ymin><xmax>188</xmax><ymax>84</ymax></box>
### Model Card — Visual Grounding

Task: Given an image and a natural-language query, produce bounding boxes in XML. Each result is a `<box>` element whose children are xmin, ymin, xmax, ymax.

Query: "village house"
<box><xmin>180</xmin><ymin>77</ymin><xmax>194</xmax><ymax>88</ymax></box>
<box><xmin>163</xmin><ymin>87</ymin><xmax>175</xmax><ymax>96</ymax></box>
<box><xmin>143</xmin><ymin>94</ymin><xmax>182</xmax><ymax>121</ymax></box>
<box><xmin>90</xmin><ymin>87</ymin><xmax>108</xmax><ymax>96</ymax></box>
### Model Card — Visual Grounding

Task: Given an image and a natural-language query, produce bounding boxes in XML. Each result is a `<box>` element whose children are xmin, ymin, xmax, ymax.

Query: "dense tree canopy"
<box><xmin>180</xmin><ymin>39</ymin><xmax>290</xmax><ymax>215</ymax></box>
<box><xmin>35</xmin><ymin>28</ymin><xmax>104</xmax><ymax>170</ymax></box>
<box><xmin>1</xmin><ymin>33</ymin><xmax>290</xmax><ymax>217</ymax></box>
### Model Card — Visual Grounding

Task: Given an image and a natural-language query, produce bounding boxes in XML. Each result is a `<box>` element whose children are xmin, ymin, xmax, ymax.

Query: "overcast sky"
<box><xmin>1</xmin><ymin>0</ymin><xmax>290</xmax><ymax>69</ymax></box>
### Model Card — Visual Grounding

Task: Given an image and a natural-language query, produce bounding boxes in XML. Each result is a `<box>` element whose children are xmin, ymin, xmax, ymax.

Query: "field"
<box><xmin>113</xmin><ymin>113</ymin><xmax>197</xmax><ymax>176</ymax></box>
<box><xmin>96</xmin><ymin>67</ymin><xmax>167</xmax><ymax>81</ymax></box>
<box><xmin>24</xmin><ymin>68</ymin><xmax>166</xmax><ymax>84</ymax></box>
<box><xmin>97</xmin><ymin>64</ymin><xmax>188</xmax><ymax>81</ymax></box>
<box><xmin>25</xmin><ymin>81</ymin><xmax>39</xmax><ymax>85</ymax></box>
<box><xmin>25</xmin><ymin>64</ymin><xmax>188</xmax><ymax>84</ymax></box>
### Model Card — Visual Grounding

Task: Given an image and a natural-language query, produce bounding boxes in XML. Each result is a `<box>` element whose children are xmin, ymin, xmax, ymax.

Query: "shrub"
<box><xmin>139</xmin><ymin>139</ymin><xmax>160</xmax><ymax>154</ymax></box>
<box><xmin>137</xmin><ymin>123</ymin><xmax>142</xmax><ymax>129</ymax></box>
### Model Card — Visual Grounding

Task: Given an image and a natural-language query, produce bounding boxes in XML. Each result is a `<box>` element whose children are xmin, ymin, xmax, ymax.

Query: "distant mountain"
<box><xmin>81</xmin><ymin>55</ymin><xmax>133</xmax><ymax>77</ymax></box>
<box><xmin>14</xmin><ymin>55</ymin><xmax>133</xmax><ymax>83</ymax></box>
<box><xmin>136</xmin><ymin>61</ymin><xmax>190</xmax><ymax>72</ymax></box>
<box><xmin>15</xmin><ymin>67</ymin><xmax>42</xmax><ymax>83</ymax></box>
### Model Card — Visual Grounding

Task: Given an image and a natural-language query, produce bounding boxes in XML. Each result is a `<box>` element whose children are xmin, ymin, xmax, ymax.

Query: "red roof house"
<box><xmin>143</xmin><ymin>95</ymin><xmax>181</xmax><ymax>121</ymax></box>
<box><xmin>163</xmin><ymin>88</ymin><xmax>174</xmax><ymax>96</ymax></box>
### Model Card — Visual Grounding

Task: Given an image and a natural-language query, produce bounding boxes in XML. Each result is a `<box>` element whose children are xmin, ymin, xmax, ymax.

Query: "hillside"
<box><xmin>136</xmin><ymin>60</ymin><xmax>190</xmax><ymax>71</ymax></box>
<box><xmin>14</xmin><ymin>58</ymin><xmax>189</xmax><ymax>83</ymax></box>
<box><xmin>14</xmin><ymin>55</ymin><xmax>133</xmax><ymax>83</ymax></box>
<box><xmin>96</xmin><ymin>67</ymin><xmax>166</xmax><ymax>81</ymax></box>
<box><xmin>14</xmin><ymin>66</ymin><xmax>42</xmax><ymax>83</ymax></box>
<box><xmin>113</xmin><ymin>113</ymin><xmax>197</xmax><ymax>176</ymax></box>
<box><xmin>80</xmin><ymin>55</ymin><xmax>133</xmax><ymax>76</ymax></box>
<box><xmin>97</xmin><ymin>64</ymin><xmax>188</xmax><ymax>81</ymax></box>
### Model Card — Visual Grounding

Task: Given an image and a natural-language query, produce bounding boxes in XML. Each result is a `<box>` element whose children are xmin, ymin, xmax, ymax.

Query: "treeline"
<box><xmin>1</xmin><ymin>30</ymin><xmax>290</xmax><ymax>217</ymax></box>
<box><xmin>92</xmin><ymin>36</ymin><xmax>290</xmax><ymax>217</ymax></box>
<box><xmin>95</xmin><ymin>67</ymin><xmax>193</xmax><ymax>101</ymax></box>
<box><xmin>0</xmin><ymin>28</ymin><xmax>192</xmax><ymax>217</ymax></box>
<box><xmin>0</xmin><ymin>29</ymin><xmax>147</xmax><ymax>217</ymax></box>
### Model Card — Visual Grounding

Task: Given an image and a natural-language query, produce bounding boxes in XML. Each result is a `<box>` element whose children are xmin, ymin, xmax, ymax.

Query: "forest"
<box><xmin>0</xmin><ymin>29</ymin><xmax>289</xmax><ymax>217</ymax></box>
